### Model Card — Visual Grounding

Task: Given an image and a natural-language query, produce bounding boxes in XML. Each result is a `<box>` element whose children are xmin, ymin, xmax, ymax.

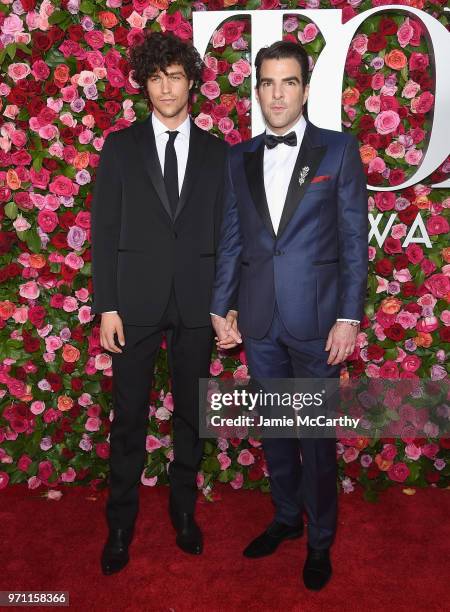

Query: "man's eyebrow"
<box><xmin>282</xmin><ymin>76</ymin><xmax>301</xmax><ymax>82</ymax></box>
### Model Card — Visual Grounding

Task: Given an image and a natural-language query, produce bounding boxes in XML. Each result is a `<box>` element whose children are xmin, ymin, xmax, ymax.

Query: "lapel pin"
<box><xmin>298</xmin><ymin>166</ymin><xmax>310</xmax><ymax>186</ymax></box>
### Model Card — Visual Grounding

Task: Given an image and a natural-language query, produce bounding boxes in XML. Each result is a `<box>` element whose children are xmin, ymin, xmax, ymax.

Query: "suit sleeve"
<box><xmin>336</xmin><ymin>135</ymin><xmax>368</xmax><ymax>321</ymax></box>
<box><xmin>210</xmin><ymin>148</ymin><xmax>243</xmax><ymax>317</ymax></box>
<box><xmin>90</xmin><ymin>132</ymin><xmax>122</xmax><ymax>315</ymax></box>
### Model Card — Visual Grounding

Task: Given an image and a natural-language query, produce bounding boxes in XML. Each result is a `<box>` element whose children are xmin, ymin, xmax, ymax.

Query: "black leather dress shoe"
<box><xmin>101</xmin><ymin>527</ymin><xmax>134</xmax><ymax>575</ymax></box>
<box><xmin>302</xmin><ymin>545</ymin><xmax>332</xmax><ymax>590</ymax></box>
<box><xmin>169</xmin><ymin>502</ymin><xmax>203</xmax><ymax>555</ymax></box>
<box><xmin>243</xmin><ymin>520</ymin><xmax>304</xmax><ymax>558</ymax></box>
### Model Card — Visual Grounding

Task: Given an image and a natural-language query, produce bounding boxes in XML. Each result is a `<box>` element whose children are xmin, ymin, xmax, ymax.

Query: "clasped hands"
<box><xmin>210</xmin><ymin>313</ymin><xmax>359</xmax><ymax>365</ymax></box>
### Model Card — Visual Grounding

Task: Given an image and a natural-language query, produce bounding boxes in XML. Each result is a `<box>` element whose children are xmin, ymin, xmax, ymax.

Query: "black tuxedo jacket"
<box><xmin>90</xmin><ymin>114</ymin><xmax>228</xmax><ymax>327</ymax></box>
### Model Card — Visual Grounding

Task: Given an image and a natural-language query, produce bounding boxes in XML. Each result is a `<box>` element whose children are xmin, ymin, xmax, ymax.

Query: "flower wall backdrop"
<box><xmin>0</xmin><ymin>1</ymin><xmax>448</xmax><ymax>502</ymax></box>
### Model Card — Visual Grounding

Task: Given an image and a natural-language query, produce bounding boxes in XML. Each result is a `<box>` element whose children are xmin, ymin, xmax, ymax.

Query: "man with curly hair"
<box><xmin>91</xmin><ymin>32</ymin><xmax>239</xmax><ymax>575</ymax></box>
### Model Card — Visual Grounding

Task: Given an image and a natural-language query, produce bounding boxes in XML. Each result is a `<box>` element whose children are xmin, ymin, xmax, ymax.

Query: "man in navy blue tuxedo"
<box><xmin>210</xmin><ymin>41</ymin><xmax>368</xmax><ymax>591</ymax></box>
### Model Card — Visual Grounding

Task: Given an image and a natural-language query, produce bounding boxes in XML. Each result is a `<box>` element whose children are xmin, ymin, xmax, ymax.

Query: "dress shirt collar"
<box><xmin>265</xmin><ymin>113</ymin><xmax>307</xmax><ymax>143</ymax></box>
<box><xmin>152</xmin><ymin>112</ymin><xmax>191</xmax><ymax>139</ymax></box>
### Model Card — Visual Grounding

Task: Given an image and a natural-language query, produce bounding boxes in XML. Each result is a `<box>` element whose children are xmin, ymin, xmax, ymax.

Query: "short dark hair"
<box><xmin>255</xmin><ymin>41</ymin><xmax>309</xmax><ymax>89</ymax></box>
<box><xmin>128</xmin><ymin>32</ymin><xmax>203</xmax><ymax>102</ymax></box>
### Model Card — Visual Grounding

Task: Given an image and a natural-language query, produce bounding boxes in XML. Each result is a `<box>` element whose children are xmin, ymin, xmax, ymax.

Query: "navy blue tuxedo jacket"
<box><xmin>210</xmin><ymin>120</ymin><xmax>369</xmax><ymax>340</ymax></box>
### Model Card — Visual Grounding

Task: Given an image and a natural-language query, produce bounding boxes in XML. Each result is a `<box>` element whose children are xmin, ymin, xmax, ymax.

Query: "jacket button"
<box><xmin>275</xmin><ymin>249</ymin><xmax>282</xmax><ymax>256</ymax></box>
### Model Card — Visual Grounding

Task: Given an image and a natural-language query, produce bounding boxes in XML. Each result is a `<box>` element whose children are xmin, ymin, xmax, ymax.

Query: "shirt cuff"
<box><xmin>336</xmin><ymin>318</ymin><xmax>359</xmax><ymax>324</ymax></box>
<box><xmin>102</xmin><ymin>310</ymin><xmax>118</xmax><ymax>314</ymax></box>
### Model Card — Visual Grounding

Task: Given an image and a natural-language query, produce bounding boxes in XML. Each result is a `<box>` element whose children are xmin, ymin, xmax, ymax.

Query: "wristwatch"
<box><xmin>337</xmin><ymin>319</ymin><xmax>359</xmax><ymax>326</ymax></box>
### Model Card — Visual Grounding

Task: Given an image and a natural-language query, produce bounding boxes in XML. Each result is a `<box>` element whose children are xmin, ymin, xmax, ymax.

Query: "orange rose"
<box><xmin>375</xmin><ymin>454</ymin><xmax>392</xmax><ymax>471</ymax></box>
<box><xmin>220</xmin><ymin>93</ymin><xmax>237</xmax><ymax>112</ymax></box>
<box><xmin>355</xmin><ymin>437</ymin><xmax>370</xmax><ymax>451</ymax></box>
<box><xmin>54</xmin><ymin>65</ymin><xmax>69</xmax><ymax>84</ymax></box>
<box><xmin>6</xmin><ymin>169</ymin><xmax>20</xmax><ymax>190</ymax></box>
<box><xmin>58</xmin><ymin>395</ymin><xmax>74</xmax><ymax>412</ymax></box>
<box><xmin>98</xmin><ymin>11</ymin><xmax>118</xmax><ymax>29</ymax></box>
<box><xmin>62</xmin><ymin>344</ymin><xmax>80</xmax><ymax>363</ymax></box>
<box><xmin>385</xmin><ymin>50</ymin><xmax>407</xmax><ymax>70</ymax></box>
<box><xmin>29</xmin><ymin>254</ymin><xmax>46</xmax><ymax>269</ymax></box>
<box><xmin>414</xmin><ymin>332</ymin><xmax>433</xmax><ymax>348</ymax></box>
<box><xmin>441</xmin><ymin>247</ymin><xmax>450</xmax><ymax>263</ymax></box>
<box><xmin>381</xmin><ymin>296</ymin><xmax>402</xmax><ymax>315</ymax></box>
<box><xmin>359</xmin><ymin>144</ymin><xmax>377</xmax><ymax>164</ymax></box>
<box><xmin>413</xmin><ymin>195</ymin><xmax>430</xmax><ymax>210</ymax></box>
<box><xmin>148</xmin><ymin>0</ymin><xmax>169</xmax><ymax>9</ymax></box>
<box><xmin>342</xmin><ymin>87</ymin><xmax>360</xmax><ymax>106</ymax></box>
<box><xmin>74</xmin><ymin>151</ymin><xmax>90</xmax><ymax>170</ymax></box>
<box><xmin>0</xmin><ymin>300</ymin><xmax>16</xmax><ymax>320</ymax></box>
<box><xmin>224</xmin><ymin>0</ymin><xmax>238</xmax><ymax>6</ymax></box>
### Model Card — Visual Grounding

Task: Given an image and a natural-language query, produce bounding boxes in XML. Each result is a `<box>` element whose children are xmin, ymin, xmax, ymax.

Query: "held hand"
<box><xmin>325</xmin><ymin>321</ymin><xmax>359</xmax><ymax>366</ymax></box>
<box><xmin>100</xmin><ymin>312</ymin><xmax>125</xmax><ymax>353</ymax></box>
<box><xmin>211</xmin><ymin>310</ymin><xmax>242</xmax><ymax>350</ymax></box>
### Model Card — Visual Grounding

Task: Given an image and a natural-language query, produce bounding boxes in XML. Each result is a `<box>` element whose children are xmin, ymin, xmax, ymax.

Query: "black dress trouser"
<box><xmin>106</xmin><ymin>285</ymin><xmax>213</xmax><ymax>530</ymax></box>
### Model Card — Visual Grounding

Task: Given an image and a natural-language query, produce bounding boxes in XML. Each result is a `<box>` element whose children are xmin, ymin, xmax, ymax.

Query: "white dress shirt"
<box><xmin>264</xmin><ymin>114</ymin><xmax>307</xmax><ymax>235</ymax></box>
<box><xmin>102</xmin><ymin>113</ymin><xmax>190</xmax><ymax>315</ymax></box>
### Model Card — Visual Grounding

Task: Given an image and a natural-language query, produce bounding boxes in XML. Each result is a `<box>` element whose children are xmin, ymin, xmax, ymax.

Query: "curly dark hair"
<box><xmin>128</xmin><ymin>31</ymin><xmax>203</xmax><ymax>103</ymax></box>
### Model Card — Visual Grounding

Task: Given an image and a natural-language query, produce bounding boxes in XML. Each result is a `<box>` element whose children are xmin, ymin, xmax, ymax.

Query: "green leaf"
<box><xmin>25</xmin><ymin>227</ymin><xmax>42</xmax><ymax>253</ymax></box>
<box><xmin>6</xmin><ymin>43</ymin><xmax>17</xmax><ymax>60</ymax></box>
<box><xmin>4</xmin><ymin>202</ymin><xmax>18</xmax><ymax>219</ymax></box>
<box><xmin>48</xmin><ymin>11</ymin><xmax>67</xmax><ymax>25</ymax></box>
<box><xmin>80</xmin><ymin>0</ymin><xmax>94</xmax><ymax>14</ymax></box>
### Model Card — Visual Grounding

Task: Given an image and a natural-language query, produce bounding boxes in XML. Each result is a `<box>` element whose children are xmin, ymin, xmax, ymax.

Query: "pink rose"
<box><xmin>352</xmin><ymin>33</ymin><xmax>368</xmax><ymax>55</ymax></box>
<box><xmin>368</xmin><ymin>157</ymin><xmax>386</xmax><ymax>174</ymax></box>
<box><xmin>228</xmin><ymin>71</ymin><xmax>244</xmax><ymax>87</ymax></box>
<box><xmin>194</xmin><ymin>113</ymin><xmax>213</xmax><ymax>131</ymax></box>
<box><xmin>218</xmin><ymin>452</ymin><xmax>231</xmax><ymax>470</ymax></box>
<box><xmin>200</xmin><ymin>81</ymin><xmax>220</xmax><ymax>100</ymax></box>
<box><xmin>411</xmin><ymin>92</ymin><xmax>434</xmax><ymax>114</ymax></box>
<box><xmin>8</xmin><ymin>62</ymin><xmax>31</xmax><ymax>82</ymax></box>
<box><xmin>38</xmin><ymin>460</ymin><xmax>53</xmax><ymax>481</ymax></box>
<box><xmin>232</xmin><ymin>58</ymin><xmax>251</xmax><ymax>77</ymax></box>
<box><xmin>218</xmin><ymin>117</ymin><xmax>234</xmax><ymax>135</ymax></box>
<box><xmin>374</xmin><ymin>192</ymin><xmax>396</xmax><ymax>211</ymax></box>
<box><xmin>424</xmin><ymin>274</ymin><xmax>450</xmax><ymax>298</ymax></box>
<box><xmin>230</xmin><ymin>472</ymin><xmax>244</xmax><ymax>489</ymax></box>
<box><xmin>222</xmin><ymin>21</ymin><xmax>246</xmax><ymax>44</ymax></box>
<box><xmin>146</xmin><ymin>435</ymin><xmax>162</xmax><ymax>452</ymax></box>
<box><xmin>406</xmin><ymin>243</ymin><xmax>424</xmax><ymax>264</ymax></box>
<box><xmin>298</xmin><ymin>23</ymin><xmax>319</xmax><ymax>44</ymax></box>
<box><xmin>18</xmin><ymin>455</ymin><xmax>32</xmax><ymax>472</ymax></box>
<box><xmin>416</xmin><ymin>317</ymin><xmax>439</xmax><ymax>333</ymax></box>
<box><xmin>381</xmin><ymin>443</ymin><xmax>397</xmax><ymax>461</ymax></box>
<box><xmin>365</xmin><ymin>95</ymin><xmax>381</xmax><ymax>113</ymax></box>
<box><xmin>405</xmin><ymin>148</ymin><xmax>423</xmax><ymax>165</ymax></box>
<box><xmin>371</xmin><ymin>73</ymin><xmax>385</xmax><ymax>90</ymax></box>
<box><xmin>19</xmin><ymin>280</ymin><xmax>39</xmax><ymax>300</ymax></box>
<box><xmin>436</xmin><ymin>215</ymin><xmax>450</xmax><ymax>235</ymax></box>
<box><xmin>210</xmin><ymin>358</ymin><xmax>223</xmax><ymax>376</ymax></box>
<box><xmin>31</xmin><ymin>60</ymin><xmax>50</xmax><ymax>81</ymax></box>
<box><xmin>343</xmin><ymin>447</ymin><xmax>359</xmax><ymax>463</ymax></box>
<box><xmin>386</xmin><ymin>141</ymin><xmax>405</xmax><ymax>159</ymax></box>
<box><xmin>397</xmin><ymin>18</ymin><xmax>414</xmax><ymax>48</ymax></box>
<box><xmin>421</xmin><ymin>443</ymin><xmax>439</xmax><ymax>459</ymax></box>
<box><xmin>0</xmin><ymin>471</ymin><xmax>10</xmax><ymax>489</ymax></box>
<box><xmin>237</xmin><ymin>449</ymin><xmax>255</xmax><ymax>466</ymax></box>
<box><xmin>85</xmin><ymin>417</ymin><xmax>101</xmax><ymax>432</ymax></box>
<box><xmin>401</xmin><ymin>355</ymin><xmax>421</xmax><ymax>372</ymax></box>
<box><xmin>49</xmin><ymin>175</ymin><xmax>76</xmax><ymax>197</ymax></box>
<box><xmin>404</xmin><ymin>443</ymin><xmax>421</xmax><ymax>460</ymax></box>
<box><xmin>374</xmin><ymin>110</ymin><xmax>400</xmax><ymax>135</ymax></box>
<box><xmin>402</xmin><ymin>79</ymin><xmax>420</xmax><ymax>99</ymax></box>
<box><xmin>388</xmin><ymin>462</ymin><xmax>410</xmax><ymax>483</ymax></box>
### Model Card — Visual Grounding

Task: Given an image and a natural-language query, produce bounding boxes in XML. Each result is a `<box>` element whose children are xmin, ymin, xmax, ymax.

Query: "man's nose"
<box><xmin>272</xmin><ymin>85</ymin><xmax>283</xmax><ymax>99</ymax></box>
<box><xmin>161</xmin><ymin>76</ymin><xmax>171</xmax><ymax>93</ymax></box>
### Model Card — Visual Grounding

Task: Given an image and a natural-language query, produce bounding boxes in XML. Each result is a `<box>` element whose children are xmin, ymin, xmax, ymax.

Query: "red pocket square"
<box><xmin>311</xmin><ymin>175</ymin><xmax>332</xmax><ymax>183</ymax></box>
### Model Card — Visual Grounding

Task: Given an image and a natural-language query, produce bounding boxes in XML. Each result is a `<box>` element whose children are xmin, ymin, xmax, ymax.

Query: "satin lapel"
<box><xmin>174</xmin><ymin>121</ymin><xmax>208</xmax><ymax>222</ymax></box>
<box><xmin>133</xmin><ymin>115</ymin><xmax>172</xmax><ymax>221</ymax></box>
<box><xmin>243</xmin><ymin>139</ymin><xmax>276</xmax><ymax>239</ymax></box>
<box><xmin>276</xmin><ymin>123</ymin><xmax>327</xmax><ymax>239</ymax></box>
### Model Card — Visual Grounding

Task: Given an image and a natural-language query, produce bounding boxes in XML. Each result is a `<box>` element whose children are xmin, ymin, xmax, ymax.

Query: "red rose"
<box><xmin>388</xmin><ymin>462</ymin><xmax>410</xmax><ymax>483</ymax></box>
<box><xmin>394</xmin><ymin>254</ymin><xmax>409</xmax><ymax>270</ymax></box>
<box><xmin>383</xmin><ymin>237</ymin><xmax>403</xmax><ymax>255</ymax></box>
<box><xmin>401</xmin><ymin>282</ymin><xmax>417</xmax><ymax>298</ymax></box>
<box><xmin>222</xmin><ymin>21</ymin><xmax>245</xmax><ymax>44</ymax></box>
<box><xmin>426</xmin><ymin>215</ymin><xmax>449</xmax><ymax>236</ymax></box>
<box><xmin>385</xmin><ymin>324</ymin><xmax>405</xmax><ymax>341</ymax></box>
<box><xmin>345</xmin><ymin>462</ymin><xmax>361</xmax><ymax>479</ymax></box>
<box><xmin>398</xmin><ymin>206</ymin><xmax>419</xmax><ymax>225</ymax></box>
<box><xmin>375</xmin><ymin>259</ymin><xmax>393</xmax><ymax>276</ymax></box>
<box><xmin>367</xmin><ymin>32</ymin><xmax>387</xmax><ymax>52</ymax></box>
<box><xmin>367</xmin><ymin>345</ymin><xmax>385</xmax><ymax>360</ymax></box>
<box><xmin>388</xmin><ymin>168</ymin><xmax>406</xmax><ymax>186</ymax></box>
<box><xmin>379</xmin><ymin>17</ymin><xmax>398</xmax><ymax>35</ymax></box>
<box><xmin>367</xmin><ymin>463</ymin><xmax>380</xmax><ymax>479</ymax></box>
<box><xmin>438</xmin><ymin>327</ymin><xmax>450</xmax><ymax>343</ymax></box>
<box><xmin>409</xmin><ymin>52</ymin><xmax>429</xmax><ymax>72</ymax></box>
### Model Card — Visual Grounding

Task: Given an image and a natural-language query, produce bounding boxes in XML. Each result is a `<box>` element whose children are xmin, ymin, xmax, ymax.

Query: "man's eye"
<box><xmin>169</xmin><ymin>76</ymin><xmax>181</xmax><ymax>81</ymax></box>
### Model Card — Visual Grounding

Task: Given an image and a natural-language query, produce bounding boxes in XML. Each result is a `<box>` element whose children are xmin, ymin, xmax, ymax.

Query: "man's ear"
<box><xmin>303</xmin><ymin>83</ymin><xmax>310</xmax><ymax>106</ymax></box>
<box><xmin>255</xmin><ymin>85</ymin><xmax>260</xmax><ymax>105</ymax></box>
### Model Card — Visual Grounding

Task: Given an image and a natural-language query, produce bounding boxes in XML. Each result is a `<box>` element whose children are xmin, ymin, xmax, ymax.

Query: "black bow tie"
<box><xmin>264</xmin><ymin>131</ymin><xmax>297</xmax><ymax>149</ymax></box>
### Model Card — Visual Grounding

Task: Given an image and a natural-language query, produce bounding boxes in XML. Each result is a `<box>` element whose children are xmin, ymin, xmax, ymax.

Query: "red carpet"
<box><xmin>1</xmin><ymin>483</ymin><xmax>449</xmax><ymax>611</ymax></box>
